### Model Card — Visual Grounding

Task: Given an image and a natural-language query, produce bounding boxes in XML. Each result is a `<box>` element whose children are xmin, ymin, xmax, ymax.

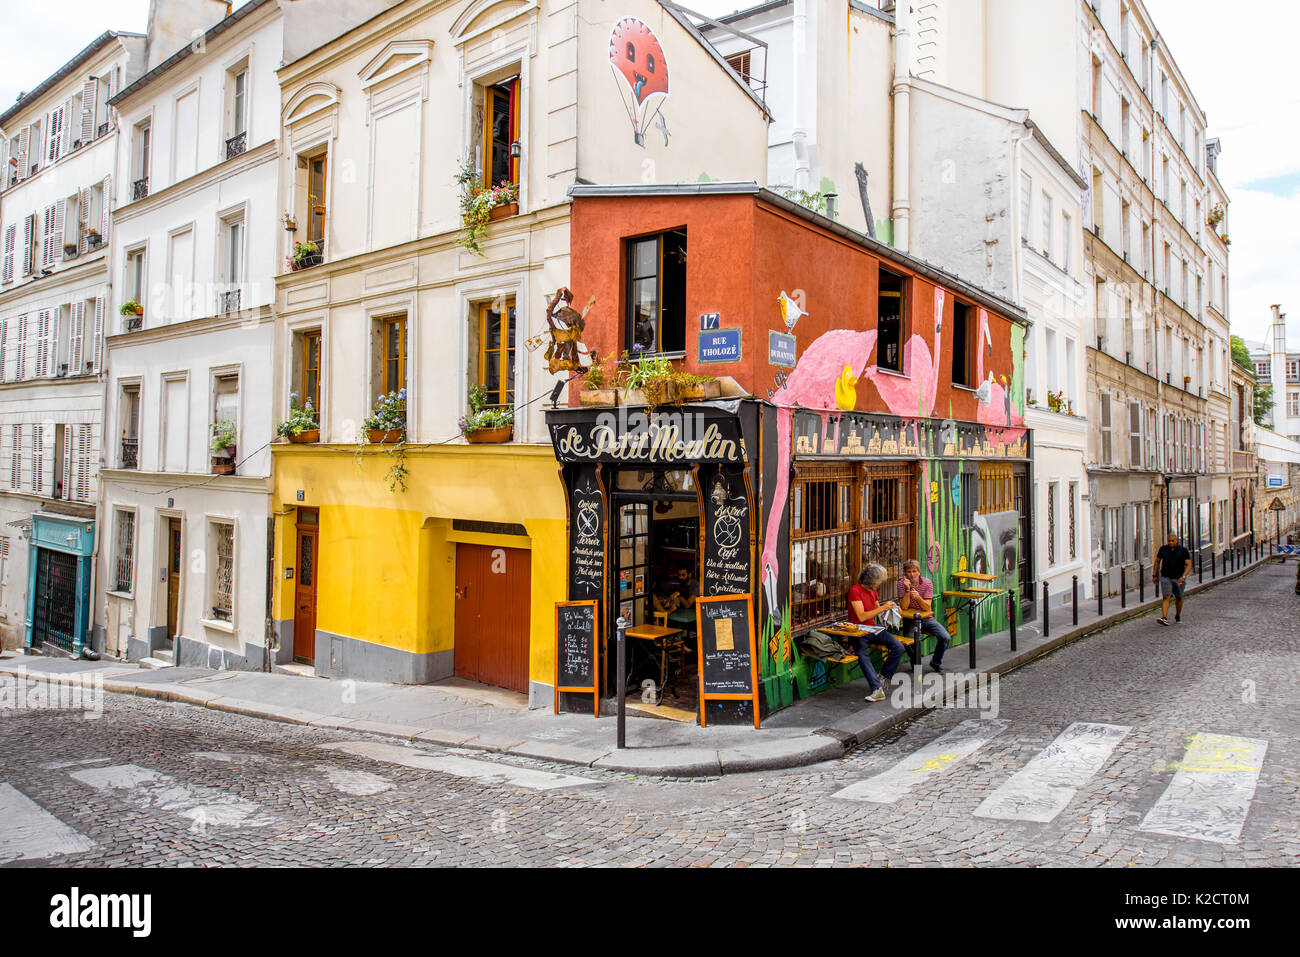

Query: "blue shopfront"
<box><xmin>24</xmin><ymin>513</ymin><xmax>95</xmax><ymax>654</ymax></box>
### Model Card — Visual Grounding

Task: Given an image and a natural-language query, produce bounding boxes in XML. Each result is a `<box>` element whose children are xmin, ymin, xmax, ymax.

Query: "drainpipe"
<box><xmin>791</xmin><ymin>0</ymin><xmax>810</xmax><ymax>192</ymax></box>
<box><xmin>891</xmin><ymin>0</ymin><xmax>912</xmax><ymax>250</ymax></box>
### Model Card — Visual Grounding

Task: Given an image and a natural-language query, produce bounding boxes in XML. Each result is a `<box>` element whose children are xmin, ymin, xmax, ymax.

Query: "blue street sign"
<box><xmin>699</xmin><ymin>327</ymin><xmax>742</xmax><ymax>364</ymax></box>
<box><xmin>769</xmin><ymin>331</ymin><xmax>797</xmax><ymax>368</ymax></box>
<box><xmin>1267</xmin><ymin>476</ymin><xmax>1284</xmax><ymax>488</ymax></box>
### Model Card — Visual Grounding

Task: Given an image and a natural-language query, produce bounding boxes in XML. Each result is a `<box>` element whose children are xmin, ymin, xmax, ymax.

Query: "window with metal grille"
<box><xmin>1068</xmin><ymin>482</ymin><xmax>1078</xmax><ymax>560</ymax></box>
<box><xmin>114</xmin><ymin>510</ymin><xmax>135</xmax><ymax>593</ymax></box>
<box><xmin>211</xmin><ymin>521</ymin><xmax>234</xmax><ymax>621</ymax></box>
<box><xmin>791</xmin><ymin>462</ymin><xmax>916</xmax><ymax>631</ymax></box>
<box><xmin>1047</xmin><ymin>483</ymin><xmax>1057</xmax><ymax>566</ymax></box>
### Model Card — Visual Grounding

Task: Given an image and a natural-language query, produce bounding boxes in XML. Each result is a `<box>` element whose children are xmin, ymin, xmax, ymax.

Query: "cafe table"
<box><xmin>624</xmin><ymin>624</ymin><xmax>685</xmax><ymax>703</ymax></box>
<box><xmin>818</xmin><ymin>621</ymin><xmax>918</xmax><ymax>668</ymax></box>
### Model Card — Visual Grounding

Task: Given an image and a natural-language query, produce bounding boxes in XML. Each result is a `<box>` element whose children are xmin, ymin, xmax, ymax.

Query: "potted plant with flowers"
<box><xmin>625</xmin><ymin>354</ymin><xmax>681</xmax><ymax>407</ymax></box>
<box><xmin>460</xmin><ymin>385</ymin><xmax>514</xmax><ymax>443</ymax></box>
<box><xmin>210</xmin><ymin>420</ymin><xmax>237</xmax><ymax>474</ymax></box>
<box><xmin>363</xmin><ymin>389</ymin><xmax>406</xmax><ymax>444</ymax></box>
<box><xmin>277</xmin><ymin>394</ymin><xmax>319</xmax><ymax>443</ymax></box>
<box><xmin>288</xmin><ymin>240</ymin><xmax>322</xmax><ymax>271</ymax></box>
<box><xmin>456</xmin><ymin>158</ymin><xmax>520</xmax><ymax>256</ymax></box>
<box><xmin>677</xmin><ymin>371</ymin><xmax>721</xmax><ymax>401</ymax></box>
<box><xmin>579</xmin><ymin>352</ymin><xmax>622</xmax><ymax>406</ymax></box>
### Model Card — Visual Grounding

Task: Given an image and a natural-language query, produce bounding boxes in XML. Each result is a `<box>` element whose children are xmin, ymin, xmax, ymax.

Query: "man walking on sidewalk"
<box><xmin>1154</xmin><ymin>533</ymin><xmax>1192</xmax><ymax>625</ymax></box>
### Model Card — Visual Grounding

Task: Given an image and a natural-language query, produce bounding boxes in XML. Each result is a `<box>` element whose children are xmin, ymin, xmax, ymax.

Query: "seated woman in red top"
<box><xmin>846</xmin><ymin>563</ymin><xmax>906</xmax><ymax>703</ymax></box>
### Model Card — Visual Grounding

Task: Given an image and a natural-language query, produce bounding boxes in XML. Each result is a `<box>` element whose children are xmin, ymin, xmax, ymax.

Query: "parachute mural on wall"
<box><xmin>608</xmin><ymin>17</ymin><xmax>670</xmax><ymax>148</ymax></box>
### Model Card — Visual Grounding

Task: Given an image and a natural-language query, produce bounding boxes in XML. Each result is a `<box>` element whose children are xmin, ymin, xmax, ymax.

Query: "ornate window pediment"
<box><xmin>359</xmin><ymin>41</ymin><xmax>435</xmax><ymax>91</ymax></box>
<box><xmin>283</xmin><ymin>82</ymin><xmax>340</xmax><ymax>127</ymax></box>
<box><xmin>451</xmin><ymin>0</ymin><xmax>537</xmax><ymax>46</ymax></box>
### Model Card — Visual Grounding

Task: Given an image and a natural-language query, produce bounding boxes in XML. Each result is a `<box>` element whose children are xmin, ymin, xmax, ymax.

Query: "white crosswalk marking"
<box><xmin>974</xmin><ymin>722</ymin><xmax>1130</xmax><ymax>823</ymax></box>
<box><xmin>0</xmin><ymin>783</ymin><xmax>95</xmax><ymax>863</ymax></box>
<box><xmin>318</xmin><ymin>741</ymin><xmax>595</xmax><ymax>791</ymax></box>
<box><xmin>832</xmin><ymin>718</ymin><xmax>1007</xmax><ymax>803</ymax></box>
<box><xmin>1139</xmin><ymin>733</ymin><xmax>1268</xmax><ymax>844</ymax></box>
<box><xmin>69</xmin><ymin>764</ymin><xmax>274</xmax><ymax>831</ymax></box>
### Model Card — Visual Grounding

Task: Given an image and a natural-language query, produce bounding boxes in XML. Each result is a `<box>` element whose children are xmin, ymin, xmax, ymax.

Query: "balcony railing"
<box><xmin>219</xmin><ymin>288</ymin><xmax>241</xmax><ymax>314</ymax></box>
<box><xmin>120</xmin><ymin>438</ymin><xmax>138</xmax><ymax>470</ymax></box>
<box><xmin>225</xmin><ymin>131</ymin><xmax>247</xmax><ymax>161</ymax></box>
<box><xmin>290</xmin><ymin>237</ymin><xmax>325</xmax><ymax>271</ymax></box>
<box><xmin>132</xmin><ymin>177</ymin><xmax>149</xmax><ymax>201</ymax></box>
<box><xmin>97</xmin><ymin>122</ymin><xmax>109</xmax><ymax>138</ymax></box>
<box><xmin>123</xmin><ymin>315</ymin><xmax>143</xmax><ymax>333</ymax></box>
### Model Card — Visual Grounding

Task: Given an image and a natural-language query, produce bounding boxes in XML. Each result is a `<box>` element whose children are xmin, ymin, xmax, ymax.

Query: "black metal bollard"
<box><xmin>1198</xmin><ymin>551</ymin><xmax>1204</xmax><ymax>584</ymax></box>
<box><xmin>1008</xmin><ymin>590</ymin><xmax>1017</xmax><ymax>652</ymax></box>
<box><xmin>1121</xmin><ymin>567</ymin><xmax>1127</xmax><ymax>608</ymax></box>
<box><xmin>967</xmin><ymin>603</ymin><xmax>977</xmax><ymax>669</ymax></box>
<box><xmin>1072</xmin><ymin>576</ymin><xmax>1079</xmax><ymax>626</ymax></box>
<box><xmin>616</xmin><ymin>616</ymin><xmax>627</xmax><ymax>749</ymax></box>
<box><xmin>1098</xmin><ymin>570</ymin><xmax>1104</xmax><ymax>616</ymax></box>
<box><xmin>1211</xmin><ymin>551</ymin><xmax>1216</xmax><ymax>578</ymax></box>
<box><xmin>1042</xmin><ymin>581</ymin><xmax>1049</xmax><ymax>638</ymax></box>
<box><xmin>1139</xmin><ymin>563</ymin><xmax>1145</xmax><ymax>602</ymax></box>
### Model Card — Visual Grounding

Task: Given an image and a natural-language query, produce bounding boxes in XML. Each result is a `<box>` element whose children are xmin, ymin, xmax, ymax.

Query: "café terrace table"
<box><xmin>818</xmin><ymin>621</ymin><xmax>919</xmax><ymax>668</ymax></box>
<box><xmin>624</xmin><ymin>624</ymin><xmax>685</xmax><ymax>704</ymax></box>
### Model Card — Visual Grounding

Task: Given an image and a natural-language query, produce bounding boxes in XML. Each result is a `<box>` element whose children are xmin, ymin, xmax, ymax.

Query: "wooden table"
<box><xmin>625</xmin><ymin>625</ymin><xmax>685</xmax><ymax>703</ymax></box>
<box><xmin>818</xmin><ymin>622</ymin><xmax>917</xmax><ymax>667</ymax></box>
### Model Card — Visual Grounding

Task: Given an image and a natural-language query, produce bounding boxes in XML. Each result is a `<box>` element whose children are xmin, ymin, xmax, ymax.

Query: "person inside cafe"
<box><xmin>896</xmin><ymin>559</ymin><xmax>950</xmax><ymax>673</ymax></box>
<box><xmin>847</xmin><ymin>563</ymin><xmax>905</xmax><ymax>703</ymax></box>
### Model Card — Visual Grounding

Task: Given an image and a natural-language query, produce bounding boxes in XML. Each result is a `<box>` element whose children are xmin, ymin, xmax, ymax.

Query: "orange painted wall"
<box><xmin>570</xmin><ymin>193</ymin><xmax>1021</xmax><ymax>417</ymax></box>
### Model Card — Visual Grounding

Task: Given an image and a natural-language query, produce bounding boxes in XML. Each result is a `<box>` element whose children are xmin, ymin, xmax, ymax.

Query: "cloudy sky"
<box><xmin>2</xmin><ymin>0</ymin><xmax>1292</xmax><ymax>343</ymax></box>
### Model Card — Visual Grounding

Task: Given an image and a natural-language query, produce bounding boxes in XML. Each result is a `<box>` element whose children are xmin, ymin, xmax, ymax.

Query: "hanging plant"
<box><xmin>456</xmin><ymin>158</ymin><xmax>519</xmax><ymax>256</ymax></box>
<box><xmin>355</xmin><ymin>390</ymin><xmax>408</xmax><ymax>492</ymax></box>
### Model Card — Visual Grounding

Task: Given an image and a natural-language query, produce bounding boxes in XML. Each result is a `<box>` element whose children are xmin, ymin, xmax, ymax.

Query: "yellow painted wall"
<box><xmin>272</xmin><ymin>443</ymin><xmax>567</xmax><ymax>685</ymax></box>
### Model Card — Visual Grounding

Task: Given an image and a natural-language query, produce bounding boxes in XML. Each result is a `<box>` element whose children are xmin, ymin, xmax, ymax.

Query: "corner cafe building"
<box><xmin>545</xmin><ymin>183</ymin><xmax>1035</xmax><ymax>723</ymax></box>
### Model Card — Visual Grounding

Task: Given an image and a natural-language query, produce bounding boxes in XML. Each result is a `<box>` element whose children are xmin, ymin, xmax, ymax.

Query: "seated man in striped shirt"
<box><xmin>896</xmin><ymin>559</ymin><xmax>950</xmax><ymax>673</ymax></box>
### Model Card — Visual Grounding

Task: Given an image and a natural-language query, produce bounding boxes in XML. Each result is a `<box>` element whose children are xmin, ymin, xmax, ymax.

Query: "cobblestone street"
<box><xmin>2</xmin><ymin>562</ymin><xmax>1296</xmax><ymax>867</ymax></box>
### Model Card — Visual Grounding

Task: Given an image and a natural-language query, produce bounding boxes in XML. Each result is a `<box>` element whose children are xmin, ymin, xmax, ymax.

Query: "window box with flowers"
<box><xmin>456</xmin><ymin>159</ymin><xmax>519</xmax><ymax>256</ymax></box>
<box><xmin>363</xmin><ymin>389</ymin><xmax>406</xmax><ymax>444</ymax></box>
<box><xmin>579</xmin><ymin>352</ymin><xmax>623</xmax><ymax>407</ymax></box>
<box><xmin>460</xmin><ymin>385</ymin><xmax>514</xmax><ymax>443</ymax></box>
<box><xmin>276</xmin><ymin>394</ymin><xmax>319</xmax><ymax>443</ymax></box>
<box><xmin>288</xmin><ymin>240</ymin><xmax>323</xmax><ymax>271</ymax></box>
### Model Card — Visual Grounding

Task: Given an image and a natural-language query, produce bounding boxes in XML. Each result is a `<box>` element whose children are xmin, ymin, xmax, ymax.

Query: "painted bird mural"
<box><xmin>778</xmin><ymin>291</ymin><xmax>807</xmax><ymax>332</ymax></box>
<box><xmin>835</xmin><ymin>365</ymin><xmax>858</xmax><ymax>411</ymax></box>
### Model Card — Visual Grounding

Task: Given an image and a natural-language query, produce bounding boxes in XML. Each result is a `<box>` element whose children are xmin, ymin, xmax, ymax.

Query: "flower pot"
<box><xmin>287</xmin><ymin>429</ymin><xmax>319</xmax><ymax>444</ymax></box>
<box><xmin>579</xmin><ymin>389</ymin><xmax>616</xmax><ymax>407</ymax></box>
<box><xmin>642</xmin><ymin>378</ymin><xmax>682</xmax><ymax>407</ymax></box>
<box><xmin>679</xmin><ymin>380</ymin><xmax>721</xmax><ymax>401</ymax></box>
<box><xmin>620</xmin><ymin>388</ymin><xmax>647</xmax><ymax>405</ymax></box>
<box><xmin>488</xmin><ymin>201</ymin><xmax>519</xmax><ymax>222</ymax></box>
<box><xmin>211</xmin><ymin>462</ymin><xmax>235</xmax><ymax>475</ymax></box>
<box><xmin>223</xmin><ymin>445</ymin><xmax>237</xmax><ymax>459</ymax></box>
<box><xmin>367</xmin><ymin>428</ymin><xmax>403</xmax><ymax>444</ymax></box>
<box><xmin>465</xmin><ymin>425</ymin><xmax>514</xmax><ymax>444</ymax></box>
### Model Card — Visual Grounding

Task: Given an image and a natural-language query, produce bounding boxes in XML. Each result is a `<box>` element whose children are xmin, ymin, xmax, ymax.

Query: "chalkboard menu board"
<box><xmin>701</xmin><ymin>465</ymin><xmax>752</xmax><ymax>597</ymax></box>
<box><xmin>554</xmin><ymin>601</ymin><xmax>599</xmax><ymax>716</ymax></box>
<box><xmin>695</xmin><ymin>594</ymin><xmax>759</xmax><ymax>728</ymax></box>
<box><xmin>567</xmin><ymin>466</ymin><xmax>605</xmax><ymax>602</ymax></box>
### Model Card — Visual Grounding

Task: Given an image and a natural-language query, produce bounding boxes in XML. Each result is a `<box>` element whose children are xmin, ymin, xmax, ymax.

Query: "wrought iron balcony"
<box><xmin>219</xmin><ymin>288</ymin><xmax>241</xmax><ymax>314</ymax></box>
<box><xmin>290</xmin><ymin>237</ymin><xmax>325</xmax><ymax>271</ymax></box>
<box><xmin>97</xmin><ymin>122</ymin><xmax>109</xmax><ymax>138</ymax></box>
<box><xmin>123</xmin><ymin>315</ymin><xmax>143</xmax><ymax>333</ymax></box>
<box><xmin>132</xmin><ymin>177</ymin><xmax>149</xmax><ymax>201</ymax></box>
<box><xmin>225</xmin><ymin>131</ymin><xmax>247</xmax><ymax>161</ymax></box>
<box><xmin>120</xmin><ymin>438</ymin><xmax>139</xmax><ymax>470</ymax></box>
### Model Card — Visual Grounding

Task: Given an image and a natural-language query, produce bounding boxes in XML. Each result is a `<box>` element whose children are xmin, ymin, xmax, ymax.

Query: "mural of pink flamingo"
<box><xmin>760</xmin><ymin>329</ymin><xmax>876</xmax><ymax>615</ymax></box>
<box><xmin>862</xmin><ymin>287</ymin><xmax>946</xmax><ymax>418</ymax></box>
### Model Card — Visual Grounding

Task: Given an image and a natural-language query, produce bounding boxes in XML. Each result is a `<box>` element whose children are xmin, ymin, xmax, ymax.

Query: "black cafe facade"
<box><xmin>546</xmin><ymin>397</ymin><xmax>1035</xmax><ymax>726</ymax></box>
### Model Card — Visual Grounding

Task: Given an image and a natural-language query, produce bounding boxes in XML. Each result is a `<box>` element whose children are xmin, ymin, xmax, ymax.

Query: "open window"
<box><xmin>372</xmin><ymin>313</ymin><xmax>407</xmax><ymax>402</ymax></box>
<box><xmin>213</xmin><ymin>373</ymin><xmax>239</xmax><ymax>452</ymax></box>
<box><xmin>218</xmin><ymin>212</ymin><xmax>244</xmax><ymax>313</ymax></box>
<box><xmin>625</xmin><ymin>230</ymin><xmax>687</xmax><ymax>356</ymax></box>
<box><xmin>120</xmin><ymin>383</ymin><xmax>140</xmax><ymax>469</ymax></box>
<box><xmin>469</xmin><ymin>299</ymin><xmax>515</xmax><ymax>408</ymax></box>
<box><xmin>951</xmin><ymin>300</ymin><xmax>974</xmax><ymax>388</ymax></box>
<box><xmin>480</xmin><ymin>77</ymin><xmax>519</xmax><ymax>190</ymax></box>
<box><xmin>876</xmin><ymin>267</ymin><xmax>906</xmax><ymax>374</ymax></box>
<box><xmin>291</xmin><ymin>328</ymin><xmax>322</xmax><ymax>419</ymax></box>
<box><xmin>132</xmin><ymin>120</ymin><xmax>150</xmax><ymax>200</ymax></box>
<box><xmin>225</xmin><ymin>59</ymin><xmax>249</xmax><ymax>160</ymax></box>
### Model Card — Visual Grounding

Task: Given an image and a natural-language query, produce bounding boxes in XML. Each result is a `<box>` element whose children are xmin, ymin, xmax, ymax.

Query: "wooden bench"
<box><xmin>817</xmin><ymin>623</ymin><xmax>918</xmax><ymax>668</ymax></box>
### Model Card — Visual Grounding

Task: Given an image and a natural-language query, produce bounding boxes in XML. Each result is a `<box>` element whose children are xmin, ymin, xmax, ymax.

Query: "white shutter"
<box><xmin>48</xmin><ymin>308</ymin><xmax>60</xmax><ymax>377</ymax></box>
<box><xmin>91</xmin><ymin>297</ymin><xmax>105</xmax><ymax>373</ymax></box>
<box><xmin>77</xmin><ymin>187</ymin><xmax>91</xmax><ymax>253</ymax></box>
<box><xmin>62</xmin><ymin>98</ymin><xmax>74</xmax><ymax>153</ymax></box>
<box><xmin>46</xmin><ymin>107</ymin><xmax>64</xmax><ymax>162</ymax></box>
<box><xmin>41</xmin><ymin>204</ymin><xmax>57</xmax><ymax>269</ymax></box>
<box><xmin>12</xmin><ymin>128</ymin><xmax>27</xmax><ymax>184</ymax></box>
<box><xmin>76</xmin><ymin>425</ymin><xmax>92</xmax><ymax>502</ymax></box>
<box><xmin>31</xmin><ymin>425</ymin><xmax>43</xmax><ymax>494</ymax></box>
<box><xmin>15</xmin><ymin>314</ymin><xmax>28</xmax><ymax>380</ymax></box>
<box><xmin>52</xmin><ymin>198</ymin><xmax>66</xmax><ymax>261</ymax></box>
<box><xmin>100</xmin><ymin>175</ymin><xmax>111</xmax><ymax>245</ymax></box>
<box><xmin>10</xmin><ymin>426</ymin><xmax>21</xmax><ymax>489</ymax></box>
<box><xmin>22</xmin><ymin>214</ymin><xmax>35</xmax><ymax>275</ymax></box>
<box><xmin>68</xmin><ymin>301</ymin><xmax>85</xmax><ymax>372</ymax></box>
<box><xmin>34</xmin><ymin>310</ymin><xmax>49</xmax><ymax>377</ymax></box>
<box><xmin>81</xmin><ymin>81</ymin><xmax>97</xmax><ymax>143</ymax></box>
<box><xmin>0</xmin><ymin>429</ymin><xmax>10</xmax><ymax>496</ymax></box>
<box><xmin>1</xmin><ymin>225</ymin><xmax>13</xmax><ymax>282</ymax></box>
<box><xmin>0</xmin><ymin>318</ymin><xmax>7</xmax><ymax>383</ymax></box>
<box><xmin>61</xmin><ymin>431</ymin><xmax>72</xmax><ymax>500</ymax></box>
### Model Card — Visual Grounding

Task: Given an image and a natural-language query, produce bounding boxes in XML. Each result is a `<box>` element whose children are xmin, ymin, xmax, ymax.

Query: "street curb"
<box><xmin>2</xmin><ymin>556</ymin><xmax>1280</xmax><ymax>778</ymax></box>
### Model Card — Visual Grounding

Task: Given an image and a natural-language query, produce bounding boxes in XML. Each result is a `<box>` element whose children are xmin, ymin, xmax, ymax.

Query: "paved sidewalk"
<box><xmin>3</xmin><ymin>553</ymin><xmax>1287</xmax><ymax>777</ymax></box>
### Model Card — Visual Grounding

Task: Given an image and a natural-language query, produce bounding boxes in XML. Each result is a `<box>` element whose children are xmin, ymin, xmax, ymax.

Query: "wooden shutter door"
<box><xmin>2</xmin><ymin>225</ymin><xmax>13</xmax><ymax>282</ymax></box>
<box><xmin>68</xmin><ymin>302</ymin><xmax>84</xmax><ymax>372</ymax></box>
<box><xmin>34</xmin><ymin>311</ymin><xmax>49</xmax><ymax>378</ymax></box>
<box><xmin>47</xmin><ymin>308</ymin><xmax>59</xmax><ymax>377</ymax></box>
<box><xmin>91</xmin><ymin>298</ymin><xmax>105</xmax><ymax>373</ymax></box>
<box><xmin>81</xmin><ymin>81</ymin><xmax>97</xmax><ymax>144</ymax></box>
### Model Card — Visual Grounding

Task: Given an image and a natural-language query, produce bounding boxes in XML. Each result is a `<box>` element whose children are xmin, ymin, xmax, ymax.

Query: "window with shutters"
<box><xmin>32</xmin><ymin>424</ymin><xmax>44</xmax><ymax>494</ymax></box>
<box><xmin>209</xmin><ymin>520</ymin><xmax>236</xmax><ymax>622</ymax></box>
<box><xmin>34</xmin><ymin>309</ymin><xmax>59</xmax><ymax>378</ymax></box>
<box><xmin>90</xmin><ymin>297</ymin><xmax>105</xmax><ymax>373</ymax></box>
<box><xmin>46</xmin><ymin>105</ymin><xmax>66</xmax><ymax>162</ymax></box>
<box><xmin>113</xmin><ymin>509</ymin><xmax>135</xmax><ymax>594</ymax></box>
<box><xmin>2</xmin><ymin>224</ymin><xmax>14</xmax><ymax>282</ymax></box>
<box><xmin>1129</xmin><ymin>400</ymin><xmax>1142</xmax><ymax>467</ymax></box>
<box><xmin>1019</xmin><ymin>173</ymin><xmax>1032</xmax><ymax>243</ymax></box>
<box><xmin>54</xmin><ymin>423</ymin><xmax>67</xmax><ymax>499</ymax></box>
<box><xmin>0</xmin><ymin>318</ymin><xmax>6</xmax><ymax>383</ymax></box>
<box><xmin>26</xmin><ymin>119</ymin><xmax>41</xmax><ymax>176</ymax></box>
<box><xmin>0</xmin><ymin>536</ymin><xmax>8</xmax><ymax>618</ymax></box>
<box><xmin>81</xmin><ymin>76</ymin><xmax>103</xmax><ymax>144</ymax></box>
<box><xmin>1046</xmin><ymin>483</ymin><xmax>1057</xmax><ymax>566</ymax></box>
<box><xmin>67</xmin><ymin>301</ymin><xmax>86</xmax><ymax>374</ymax></box>
<box><xmin>1099</xmin><ymin>393</ymin><xmax>1112</xmax><ymax>464</ymax></box>
<box><xmin>1068</xmin><ymin>482</ymin><xmax>1078</xmax><ymax>561</ymax></box>
<box><xmin>22</xmin><ymin>214</ymin><xmax>37</xmax><ymax>276</ymax></box>
<box><xmin>8</xmin><ymin>426</ymin><xmax>19</xmax><ymax>489</ymax></box>
<box><xmin>6</xmin><ymin>128</ymin><xmax>27</xmax><ymax>187</ymax></box>
<box><xmin>1042</xmin><ymin>192</ymin><xmax>1054</xmax><ymax>259</ymax></box>
<box><xmin>41</xmin><ymin>202</ymin><xmax>65</xmax><ymax>269</ymax></box>
<box><xmin>14</xmin><ymin>314</ymin><xmax>28</xmax><ymax>381</ymax></box>
<box><xmin>74</xmin><ymin>424</ymin><xmax>92</xmax><ymax>502</ymax></box>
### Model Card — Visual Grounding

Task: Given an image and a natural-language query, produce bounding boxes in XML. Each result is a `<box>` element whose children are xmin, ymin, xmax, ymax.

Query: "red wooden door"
<box><xmin>454</xmin><ymin>543</ymin><xmax>531</xmax><ymax>693</ymax></box>
<box><xmin>294</xmin><ymin>509</ymin><xmax>319</xmax><ymax>663</ymax></box>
